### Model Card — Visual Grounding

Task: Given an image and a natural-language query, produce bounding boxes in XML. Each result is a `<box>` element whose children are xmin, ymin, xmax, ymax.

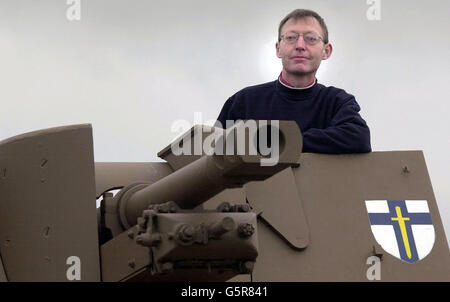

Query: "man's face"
<box><xmin>276</xmin><ymin>17</ymin><xmax>332</xmax><ymax>76</ymax></box>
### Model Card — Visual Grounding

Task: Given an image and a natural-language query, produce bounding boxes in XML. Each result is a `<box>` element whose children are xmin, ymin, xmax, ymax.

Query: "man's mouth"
<box><xmin>291</xmin><ymin>56</ymin><xmax>308</xmax><ymax>60</ymax></box>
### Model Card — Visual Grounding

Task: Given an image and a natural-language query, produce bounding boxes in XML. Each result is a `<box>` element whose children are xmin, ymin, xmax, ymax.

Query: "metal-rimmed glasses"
<box><xmin>280</xmin><ymin>32</ymin><xmax>323</xmax><ymax>46</ymax></box>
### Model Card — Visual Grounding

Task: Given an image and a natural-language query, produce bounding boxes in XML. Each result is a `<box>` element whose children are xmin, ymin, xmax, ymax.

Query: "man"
<box><xmin>216</xmin><ymin>9</ymin><xmax>371</xmax><ymax>154</ymax></box>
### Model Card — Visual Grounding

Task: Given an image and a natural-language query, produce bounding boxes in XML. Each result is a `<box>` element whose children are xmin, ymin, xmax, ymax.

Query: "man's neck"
<box><xmin>280</xmin><ymin>70</ymin><xmax>316</xmax><ymax>88</ymax></box>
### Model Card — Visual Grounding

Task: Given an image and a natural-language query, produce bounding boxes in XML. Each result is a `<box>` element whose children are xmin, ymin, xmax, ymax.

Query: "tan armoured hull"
<box><xmin>0</xmin><ymin>123</ymin><xmax>448</xmax><ymax>281</ymax></box>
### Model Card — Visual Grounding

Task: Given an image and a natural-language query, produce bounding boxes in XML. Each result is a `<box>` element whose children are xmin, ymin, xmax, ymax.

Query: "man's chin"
<box><xmin>284</xmin><ymin>63</ymin><xmax>317</xmax><ymax>76</ymax></box>
<box><xmin>285</xmin><ymin>69</ymin><xmax>315</xmax><ymax>77</ymax></box>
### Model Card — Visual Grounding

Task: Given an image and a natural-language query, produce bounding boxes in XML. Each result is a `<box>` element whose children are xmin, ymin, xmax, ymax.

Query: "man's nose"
<box><xmin>295</xmin><ymin>35</ymin><xmax>306</xmax><ymax>49</ymax></box>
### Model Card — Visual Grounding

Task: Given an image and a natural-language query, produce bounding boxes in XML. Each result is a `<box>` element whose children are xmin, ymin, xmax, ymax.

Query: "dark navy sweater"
<box><xmin>216</xmin><ymin>79</ymin><xmax>371</xmax><ymax>154</ymax></box>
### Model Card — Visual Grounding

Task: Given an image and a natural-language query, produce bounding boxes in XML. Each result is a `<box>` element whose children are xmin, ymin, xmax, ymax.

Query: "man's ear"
<box><xmin>276</xmin><ymin>41</ymin><xmax>281</xmax><ymax>58</ymax></box>
<box><xmin>322</xmin><ymin>43</ymin><xmax>333</xmax><ymax>60</ymax></box>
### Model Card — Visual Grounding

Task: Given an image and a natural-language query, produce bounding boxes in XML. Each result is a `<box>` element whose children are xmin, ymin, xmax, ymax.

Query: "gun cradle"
<box><xmin>101</xmin><ymin>202</ymin><xmax>258</xmax><ymax>282</ymax></box>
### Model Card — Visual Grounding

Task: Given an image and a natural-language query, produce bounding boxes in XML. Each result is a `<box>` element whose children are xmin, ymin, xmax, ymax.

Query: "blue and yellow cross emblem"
<box><xmin>367</xmin><ymin>200</ymin><xmax>433</xmax><ymax>263</ymax></box>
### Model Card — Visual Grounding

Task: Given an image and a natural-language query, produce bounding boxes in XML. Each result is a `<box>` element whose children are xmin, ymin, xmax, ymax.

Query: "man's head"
<box><xmin>276</xmin><ymin>9</ymin><xmax>332</xmax><ymax>78</ymax></box>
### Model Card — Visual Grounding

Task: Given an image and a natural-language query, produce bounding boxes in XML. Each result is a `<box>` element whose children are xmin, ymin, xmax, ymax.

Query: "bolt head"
<box><xmin>238</xmin><ymin>223</ymin><xmax>255</xmax><ymax>237</ymax></box>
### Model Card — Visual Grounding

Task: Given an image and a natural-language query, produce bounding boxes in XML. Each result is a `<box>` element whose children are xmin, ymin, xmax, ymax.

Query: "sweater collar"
<box><xmin>278</xmin><ymin>73</ymin><xmax>316</xmax><ymax>89</ymax></box>
<box><xmin>275</xmin><ymin>76</ymin><xmax>320</xmax><ymax>101</ymax></box>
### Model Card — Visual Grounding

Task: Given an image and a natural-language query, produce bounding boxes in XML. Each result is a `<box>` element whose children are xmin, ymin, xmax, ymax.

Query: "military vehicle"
<box><xmin>0</xmin><ymin>121</ymin><xmax>449</xmax><ymax>282</ymax></box>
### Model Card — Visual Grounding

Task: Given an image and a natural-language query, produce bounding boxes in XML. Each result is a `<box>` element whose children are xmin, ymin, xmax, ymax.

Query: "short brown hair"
<box><xmin>278</xmin><ymin>9</ymin><xmax>329</xmax><ymax>44</ymax></box>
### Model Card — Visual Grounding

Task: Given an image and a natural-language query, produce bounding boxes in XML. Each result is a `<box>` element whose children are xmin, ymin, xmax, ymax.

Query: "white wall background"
<box><xmin>0</xmin><ymin>0</ymin><xmax>449</xmax><ymax>246</ymax></box>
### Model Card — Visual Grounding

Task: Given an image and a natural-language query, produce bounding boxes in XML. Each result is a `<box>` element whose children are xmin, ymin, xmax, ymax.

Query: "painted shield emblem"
<box><xmin>365</xmin><ymin>200</ymin><xmax>435</xmax><ymax>263</ymax></box>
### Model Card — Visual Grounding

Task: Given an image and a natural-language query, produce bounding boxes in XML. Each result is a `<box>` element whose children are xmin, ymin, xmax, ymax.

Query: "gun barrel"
<box><xmin>117</xmin><ymin>121</ymin><xmax>302</xmax><ymax>229</ymax></box>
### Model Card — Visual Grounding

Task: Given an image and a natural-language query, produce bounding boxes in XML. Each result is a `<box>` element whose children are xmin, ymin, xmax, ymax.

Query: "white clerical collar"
<box><xmin>278</xmin><ymin>77</ymin><xmax>317</xmax><ymax>90</ymax></box>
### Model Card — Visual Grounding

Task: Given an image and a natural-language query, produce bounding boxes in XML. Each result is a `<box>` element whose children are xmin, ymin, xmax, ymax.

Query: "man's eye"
<box><xmin>305</xmin><ymin>35</ymin><xmax>318</xmax><ymax>42</ymax></box>
<box><xmin>286</xmin><ymin>35</ymin><xmax>297</xmax><ymax>41</ymax></box>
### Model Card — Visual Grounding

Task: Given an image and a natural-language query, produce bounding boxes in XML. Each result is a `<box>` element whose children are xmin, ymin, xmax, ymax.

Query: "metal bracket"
<box><xmin>245</xmin><ymin>167</ymin><xmax>309</xmax><ymax>249</ymax></box>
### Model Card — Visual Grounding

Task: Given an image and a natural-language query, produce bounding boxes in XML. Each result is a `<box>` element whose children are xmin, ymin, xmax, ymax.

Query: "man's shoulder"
<box><xmin>319</xmin><ymin>83</ymin><xmax>355</xmax><ymax>101</ymax></box>
<box><xmin>318</xmin><ymin>83</ymin><xmax>362</xmax><ymax>113</ymax></box>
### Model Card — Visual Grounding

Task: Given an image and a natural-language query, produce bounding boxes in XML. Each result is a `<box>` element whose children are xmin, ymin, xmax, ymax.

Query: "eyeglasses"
<box><xmin>280</xmin><ymin>32</ymin><xmax>323</xmax><ymax>46</ymax></box>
